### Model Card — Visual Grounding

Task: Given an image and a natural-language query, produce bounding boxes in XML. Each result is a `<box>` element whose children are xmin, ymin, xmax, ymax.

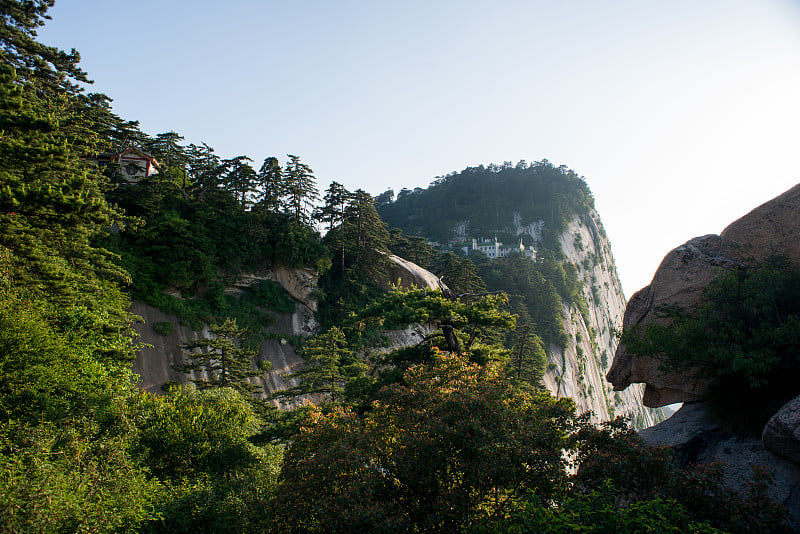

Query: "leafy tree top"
<box><xmin>378</xmin><ymin>159</ymin><xmax>595</xmax><ymax>245</ymax></box>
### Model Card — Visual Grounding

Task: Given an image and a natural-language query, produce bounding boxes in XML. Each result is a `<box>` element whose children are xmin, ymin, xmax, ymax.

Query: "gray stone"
<box><xmin>764</xmin><ymin>395</ymin><xmax>800</xmax><ymax>465</ymax></box>
<box><xmin>382</xmin><ymin>253</ymin><xmax>448</xmax><ymax>291</ymax></box>
<box><xmin>641</xmin><ymin>403</ymin><xmax>800</xmax><ymax>526</ymax></box>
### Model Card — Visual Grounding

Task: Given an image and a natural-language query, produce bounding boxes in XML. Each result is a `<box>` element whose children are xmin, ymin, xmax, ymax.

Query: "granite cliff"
<box><xmin>132</xmin><ymin>215</ymin><xmax>658</xmax><ymax>428</ymax></box>
<box><xmin>542</xmin><ymin>210</ymin><xmax>658</xmax><ymax>427</ymax></box>
<box><xmin>608</xmin><ymin>183</ymin><xmax>800</xmax><ymax>406</ymax></box>
<box><xmin>132</xmin><ymin>258</ymin><xmax>443</xmax><ymax>404</ymax></box>
<box><xmin>608</xmin><ymin>183</ymin><xmax>800</xmax><ymax>522</ymax></box>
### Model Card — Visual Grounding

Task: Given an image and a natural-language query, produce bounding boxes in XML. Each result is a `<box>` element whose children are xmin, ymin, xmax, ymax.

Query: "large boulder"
<box><xmin>224</xmin><ymin>264</ymin><xmax>319</xmax><ymax>311</ymax></box>
<box><xmin>381</xmin><ymin>253</ymin><xmax>448</xmax><ymax>292</ymax></box>
<box><xmin>608</xmin><ymin>183</ymin><xmax>800</xmax><ymax>407</ymax></box>
<box><xmin>640</xmin><ymin>402</ymin><xmax>800</xmax><ymax>524</ymax></box>
<box><xmin>763</xmin><ymin>395</ymin><xmax>800</xmax><ymax>465</ymax></box>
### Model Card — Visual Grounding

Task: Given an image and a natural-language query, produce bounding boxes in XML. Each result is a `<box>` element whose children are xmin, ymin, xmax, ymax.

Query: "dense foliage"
<box><xmin>104</xmin><ymin>148</ymin><xmax>329</xmax><ymax>335</ymax></box>
<box><xmin>271</xmin><ymin>352</ymin><xmax>575</xmax><ymax>532</ymax></box>
<box><xmin>473</xmin><ymin>251</ymin><xmax>583</xmax><ymax>348</ymax></box>
<box><xmin>0</xmin><ymin>2</ymin><xmax>793</xmax><ymax>532</ymax></box>
<box><xmin>378</xmin><ymin>160</ymin><xmax>594</xmax><ymax>246</ymax></box>
<box><xmin>271</xmin><ymin>354</ymin><xmax>789</xmax><ymax>533</ymax></box>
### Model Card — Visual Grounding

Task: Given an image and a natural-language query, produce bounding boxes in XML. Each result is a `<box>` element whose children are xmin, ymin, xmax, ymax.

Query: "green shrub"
<box><xmin>133</xmin><ymin>387</ymin><xmax>261</xmax><ymax>480</ymax></box>
<box><xmin>242</xmin><ymin>280</ymin><xmax>295</xmax><ymax>314</ymax></box>
<box><xmin>153</xmin><ymin>321</ymin><xmax>174</xmax><ymax>336</ymax></box>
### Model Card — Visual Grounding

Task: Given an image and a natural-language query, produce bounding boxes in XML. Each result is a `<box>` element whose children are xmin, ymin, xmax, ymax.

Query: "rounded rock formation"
<box><xmin>608</xmin><ymin>183</ymin><xmax>800</xmax><ymax>407</ymax></box>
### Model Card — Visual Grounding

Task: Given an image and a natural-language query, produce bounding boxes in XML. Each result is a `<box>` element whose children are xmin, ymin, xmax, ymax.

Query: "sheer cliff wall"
<box><xmin>542</xmin><ymin>211</ymin><xmax>661</xmax><ymax>427</ymax></box>
<box><xmin>131</xmin><ymin>223</ymin><xmax>660</xmax><ymax>427</ymax></box>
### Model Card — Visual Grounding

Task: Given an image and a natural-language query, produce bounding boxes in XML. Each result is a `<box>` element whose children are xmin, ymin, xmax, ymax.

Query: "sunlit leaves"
<box><xmin>272</xmin><ymin>352</ymin><xmax>575</xmax><ymax>533</ymax></box>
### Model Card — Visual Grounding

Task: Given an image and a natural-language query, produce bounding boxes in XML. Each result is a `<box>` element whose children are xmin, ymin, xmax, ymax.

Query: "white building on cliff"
<box><xmin>460</xmin><ymin>236</ymin><xmax>537</xmax><ymax>261</ymax></box>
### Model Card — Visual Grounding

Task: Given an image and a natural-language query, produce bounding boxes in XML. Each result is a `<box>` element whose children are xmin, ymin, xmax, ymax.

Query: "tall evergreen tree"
<box><xmin>282</xmin><ymin>154</ymin><xmax>318</xmax><ymax>224</ymax></box>
<box><xmin>434</xmin><ymin>252</ymin><xmax>485</xmax><ymax>295</ymax></box>
<box><xmin>144</xmin><ymin>131</ymin><xmax>185</xmax><ymax>169</ymax></box>
<box><xmin>219</xmin><ymin>155</ymin><xmax>257</xmax><ymax>206</ymax></box>
<box><xmin>387</xmin><ymin>229</ymin><xmax>437</xmax><ymax>269</ymax></box>
<box><xmin>0</xmin><ymin>63</ymin><xmax>133</xmax><ymax>362</ymax></box>
<box><xmin>315</xmin><ymin>181</ymin><xmax>352</xmax><ymax>232</ymax></box>
<box><xmin>175</xmin><ymin>318</ymin><xmax>270</xmax><ymax>397</ymax></box>
<box><xmin>1</xmin><ymin>0</ymin><xmax>89</xmax><ymax>92</ymax></box>
<box><xmin>508</xmin><ymin>323</ymin><xmax>547</xmax><ymax>386</ymax></box>
<box><xmin>342</xmin><ymin>189</ymin><xmax>389</xmax><ymax>255</ymax></box>
<box><xmin>274</xmin><ymin>326</ymin><xmax>364</xmax><ymax>404</ymax></box>
<box><xmin>185</xmin><ymin>142</ymin><xmax>221</xmax><ymax>199</ymax></box>
<box><xmin>255</xmin><ymin>156</ymin><xmax>284</xmax><ymax>212</ymax></box>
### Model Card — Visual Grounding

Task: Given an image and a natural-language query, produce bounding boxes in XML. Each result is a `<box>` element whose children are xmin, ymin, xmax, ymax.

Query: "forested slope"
<box><xmin>0</xmin><ymin>3</ymin><xmax>788</xmax><ymax>532</ymax></box>
<box><xmin>378</xmin><ymin>163</ymin><xmax>663</xmax><ymax>427</ymax></box>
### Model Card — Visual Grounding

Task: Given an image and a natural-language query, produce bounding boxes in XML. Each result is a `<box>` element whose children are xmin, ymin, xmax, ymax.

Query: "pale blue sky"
<box><xmin>40</xmin><ymin>1</ymin><xmax>800</xmax><ymax>297</ymax></box>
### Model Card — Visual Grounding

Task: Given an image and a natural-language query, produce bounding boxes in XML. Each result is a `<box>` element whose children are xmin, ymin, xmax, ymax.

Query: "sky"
<box><xmin>38</xmin><ymin>0</ymin><xmax>800</xmax><ymax>298</ymax></box>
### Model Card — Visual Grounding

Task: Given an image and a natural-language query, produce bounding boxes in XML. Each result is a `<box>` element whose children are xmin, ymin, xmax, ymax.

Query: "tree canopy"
<box><xmin>1</xmin><ymin>3</ymin><xmax>793</xmax><ymax>531</ymax></box>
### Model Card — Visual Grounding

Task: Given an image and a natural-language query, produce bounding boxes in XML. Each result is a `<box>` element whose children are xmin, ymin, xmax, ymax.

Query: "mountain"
<box><xmin>378</xmin><ymin>161</ymin><xmax>663</xmax><ymax>427</ymax></box>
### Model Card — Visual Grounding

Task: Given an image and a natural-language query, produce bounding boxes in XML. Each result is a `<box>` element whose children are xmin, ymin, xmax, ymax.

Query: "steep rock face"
<box><xmin>542</xmin><ymin>211</ymin><xmax>660</xmax><ymax>428</ymax></box>
<box><xmin>225</xmin><ymin>264</ymin><xmax>319</xmax><ymax>312</ymax></box>
<box><xmin>608</xmin><ymin>183</ymin><xmax>800</xmax><ymax>525</ymax></box>
<box><xmin>763</xmin><ymin>395</ymin><xmax>800</xmax><ymax>465</ymax></box>
<box><xmin>131</xmin><ymin>298</ymin><xmax>311</xmax><ymax>407</ymax></box>
<box><xmin>381</xmin><ymin>254</ymin><xmax>448</xmax><ymax>291</ymax></box>
<box><xmin>133</xmin><ymin>259</ymin><xmax>447</xmax><ymax>400</ymax></box>
<box><xmin>608</xmin><ymin>183</ymin><xmax>800</xmax><ymax>407</ymax></box>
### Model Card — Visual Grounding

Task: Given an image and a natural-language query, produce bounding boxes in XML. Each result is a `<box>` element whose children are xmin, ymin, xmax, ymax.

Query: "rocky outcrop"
<box><xmin>542</xmin><ymin>211</ymin><xmax>662</xmax><ymax>428</ymax></box>
<box><xmin>131</xmin><ymin>298</ymin><xmax>310</xmax><ymax>407</ymax></box>
<box><xmin>224</xmin><ymin>265</ymin><xmax>319</xmax><ymax>311</ymax></box>
<box><xmin>608</xmin><ymin>183</ymin><xmax>800</xmax><ymax>407</ymax></box>
<box><xmin>132</xmin><ymin>265</ymin><xmax>318</xmax><ymax>406</ymax></box>
<box><xmin>763</xmin><ymin>395</ymin><xmax>800</xmax><ymax>465</ymax></box>
<box><xmin>640</xmin><ymin>402</ymin><xmax>800</xmax><ymax>524</ymax></box>
<box><xmin>133</xmin><ymin>259</ymin><xmax>445</xmax><ymax>402</ymax></box>
<box><xmin>606</xmin><ymin>183</ymin><xmax>800</xmax><ymax>525</ymax></box>
<box><xmin>381</xmin><ymin>254</ymin><xmax>448</xmax><ymax>291</ymax></box>
<box><xmin>370</xmin><ymin>325</ymin><xmax>433</xmax><ymax>354</ymax></box>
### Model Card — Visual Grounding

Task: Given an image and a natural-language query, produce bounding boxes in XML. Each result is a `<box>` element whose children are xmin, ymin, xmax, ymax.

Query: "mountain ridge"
<box><xmin>377</xmin><ymin>162</ymin><xmax>663</xmax><ymax>427</ymax></box>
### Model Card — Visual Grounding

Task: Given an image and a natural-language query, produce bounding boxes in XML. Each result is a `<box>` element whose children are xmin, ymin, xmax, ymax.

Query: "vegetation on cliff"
<box><xmin>622</xmin><ymin>255</ymin><xmax>800</xmax><ymax>434</ymax></box>
<box><xmin>0</xmin><ymin>2</ymin><xmax>791</xmax><ymax>532</ymax></box>
<box><xmin>377</xmin><ymin>160</ymin><xmax>594</xmax><ymax>246</ymax></box>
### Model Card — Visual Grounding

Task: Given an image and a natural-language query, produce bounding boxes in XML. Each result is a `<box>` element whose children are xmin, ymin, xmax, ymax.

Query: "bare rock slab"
<box><xmin>641</xmin><ymin>402</ymin><xmax>800</xmax><ymax>525</ymax></box>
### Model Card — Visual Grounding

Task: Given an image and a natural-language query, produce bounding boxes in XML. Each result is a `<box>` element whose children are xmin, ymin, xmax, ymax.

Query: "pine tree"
<box><xmin>1</xmin><ymin>0</ymin><xmax>89</xmax><ymax>92</ymax></box>
<box><xmin>316</xmin><ymin>181</ymin><xmax>352</xmax><ymax>273</ymax></box>
<box><xmin>144</xmin><ymin>131</ymin><xmax>185</xmax><ymax>169</ymax></box>
<box><xmin>274</xmin><ymin>327</ymin><xmax>364</xmax><ymax>403</ymax></box>
<box><xmin>434</xmin><ymin>252</ymin><xmax>485</xmax><ymax>295</ymax></box>
<box><xmin>315</xmin><ymin>181</ymin><xmax>352</xmax><ymax>231</ymax></box>
<box><xmin>174</xmin><ymin>318</ymin><xmax>270</xmax><ymax>396</ymax></box>
<box><xmin>388</xmin><ymin>228</ymin><xmax>437</xmax><ymax>269</ymax></box>
<box><xmin>341</xmin><ymin>189</ymin><xmax>390</xmax><ymax>265</ymax></box>
<box><xmin>0</xmin><ymin>63</ymin><xmax>134</xmax><ymax>362</ymax></box>
<box><xmin>185</xmin><ymin>142</ymin><xmax>221</xmax><ymax>199</ymax></box>
<box><xmin>508</xmin><ymin>323</ymin><xmax>547</xmax><ymax>386</ymax></box>
<box><xmin>282</xmin><ymin>154</ymin><xmax>319</xmax><ymax>224</ymax></box>
<box><xmin>219</xmin><ymin>155</ymin><xmax>257</xmax><ymax>206</ymax></box>
<box><xmin>255</xmin><ymin>156</ymin><xmax>284</xmax><ymax>212</ymax></box>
